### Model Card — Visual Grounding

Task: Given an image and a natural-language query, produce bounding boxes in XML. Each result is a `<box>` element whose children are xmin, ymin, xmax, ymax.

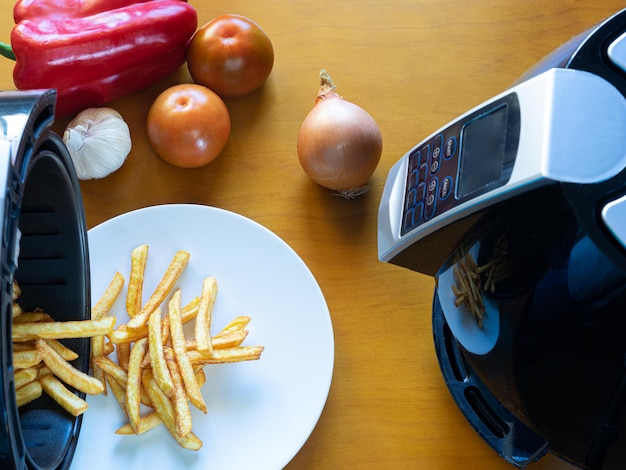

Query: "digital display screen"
<box><xmin>457</xmin><ymin>104</ymin><xmax>508</xmax><ymax>199</ymax></box>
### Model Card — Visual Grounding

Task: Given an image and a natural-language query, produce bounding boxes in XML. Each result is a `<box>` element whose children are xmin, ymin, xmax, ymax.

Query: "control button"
<box><xmin>427</xmin><ymin>178</ymin><xmax>437</xmax><ymax>193</ymax></box>
<box><xmin>403</xmin><ymin>204</ymin><xmax>424</xmax><ymax>231</ymax></box>
<box><xmin>408</xmin><ymin>168</ymin><xmax>418</xmax><ymax>189</ymax></box>
<box><xmin>403</xmin><ymin>210</ymin><xmax>414</xmax><ymax>231</ymax></box>
<box><xmin>405</xmin><ymin>188</ymin><xmax>416</xmax><ymax>210</ymax></box>
<box><xmin>417</xmin><ymin>164</ymin><xmax>428</xmax><ymax>184</ymax></box>
<box><xmin>424</xmin><ymin>196</ymin><xmax>436</xmax><ymax>220</ymax></box>
<box><xmin>408</xmin><ymin>148</ymin><xmax>421</xmax><ymax>173</ymax></box>
<box><xmin>415</xmin><ymin>182</ymin><xmax>425</xmax><ymax>203</ymax></box>
<box><xmin>430</xmin><ymin>134</ymin><xmax>443</xmax><ymax>174</ymax></box>
<box><xmin>431</xmin><ymin>135</ymin><xmax>443</xmax><ymax>158</ymax></box>
<box><xmin>413</xmin><ymin>203</ymin><xmax>424</xmax><ymax>224</ymax></box>
<box><xmin>444</xmin><ymin>136</ymin><xmax>457</xmax><ymax>160</ymax></box>
<box><xmin>439</xmin><ymin>176</ymin><xmax>453</xmax><ymax>200</ymax></box>
<box><xmin>421</xmin><ymin>143</ymin><xmax>430</xmax><ymax>162</ymax></box>
<box><xmin>424</xmin><ymin>177</ymin><xmax>438</xmax><ymax>220</ymax></box>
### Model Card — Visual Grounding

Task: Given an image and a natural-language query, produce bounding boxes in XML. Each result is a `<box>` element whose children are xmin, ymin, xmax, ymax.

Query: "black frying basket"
<box><xmin>0</xmin><ymin>89</ymin><xmax>90</xmax><ymax>470</ymax></box>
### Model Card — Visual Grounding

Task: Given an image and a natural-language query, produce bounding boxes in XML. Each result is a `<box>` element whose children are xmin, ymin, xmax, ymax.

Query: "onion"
<box><xmin>297</xmin><ymin>69</ymin><xmax>383</xmax><ymax>198</ymax></box>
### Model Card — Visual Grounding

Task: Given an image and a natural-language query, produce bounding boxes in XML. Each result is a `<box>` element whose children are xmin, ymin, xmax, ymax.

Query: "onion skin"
<box><xmin>297</xmin><ymin>70</ymin><xmax>382</xmax><ymax>198</ymax></box>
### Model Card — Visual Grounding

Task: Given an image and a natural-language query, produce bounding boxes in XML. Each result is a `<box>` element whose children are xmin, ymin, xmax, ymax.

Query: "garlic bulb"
<box><xmin>63</xmin><ymin>107</ymin><xmax>132</xmax><ymax>179</ymax></box>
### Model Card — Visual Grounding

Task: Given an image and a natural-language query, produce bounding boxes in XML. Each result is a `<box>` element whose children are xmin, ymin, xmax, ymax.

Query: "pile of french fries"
<box><xmin>12</xmin><ymin>245</ymin><xmax>264</xmax><ymax>451</ymax></box>
<box><xmin>452</xmin><ymin>252</ymin><xmax>487</xmax><ymax>328</ymax></box>
<box><xmin>12</xmin><ymin>279</ymin><xmax>116</xmax><ymax>415</ymax></box>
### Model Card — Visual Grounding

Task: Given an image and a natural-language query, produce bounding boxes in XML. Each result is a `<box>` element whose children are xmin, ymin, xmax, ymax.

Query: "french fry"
<box><xmin>45</xmin><ymin>338</ymin><xmax>79</xmax><ymax>361</ymax></box>
<box><xmin>103</xmin><ymin>339</ymin><xmax>115</xmax><ymax>356</ymax></box>
<box><xmin>116</xmin><ymin>342</ymin><xmax>131</xmax><ymax>370</ymax></box>
<box><xmin>91</xmin><ymin>272</ymin><xmax>125</xmax><ymax>396</ymax></box>
<box><xmin>141</xmin><ymin>370</ymin><xmax>203</xmax><ymax>451</ymax></box>
<box><xmin>12</xmin><ymin>341</ymin><xmax>36</xmax><ymax>352</ymax></box>
<box><xmin>36</xmin><ymin>339</ymin><xmax>104</xmax><ymax>395</ymax></box>
<box><xmin>94</xmin><ymin>356</ymin><xmax>128</xmax><ymax>387</ymax></box>
<box><xmin>106</xmin><ymin>371</ymin><xmax>128</xmax><ymax>417</ymax></box>
<box><xmin>11</xmin><ymin>280</ymin><xmax>20</xmax><ymax>300</ymax></box>
<box><xmin>148</xmin><ymin>307</ymin><xmax>173</xmax><ymax>397</ymax></box>
<box><xmin>127</xmin><ymin>245</ymin><xmax>148</xmax><ymax>318</ymax></box>
<box><xmin>39</xmin><ymin>374</ymin><xmax>88</xmax><ymax>417</ymax></box>
<box><xmin>92</xmin><ymin>272</ymin><xmax>125</xmax><ymax>321</ymax></box>
<box><xmin>13</xmin><ymin>316</ymin><xmax>116</xmax><ymax>342</ymax></box>
<box><xmin>160</xmin><ymin>296</ymin><xmax>201</xmax><ymax>345</ymax></box>
<box><xmin>184</xmin><ymin>329</ymin><xmax>248</xmax><ymax>351</ymax></box>
<box><xmin>187</xmin><ymin>346</ymin><xmax>265</xmax><ymax>365</ymax></box>
<box><xmin>115</xmin><ymin>410</ymin><xmax>162</xmax><ymax>435</ymax></box>
<box><xmin>108</xmin><ymin>324</ymin><xmax>147</xmax><ymax>345</ymax></box>
<box><xmin>181</xmin><ymin>296</ymin><xmax>201</xmax><ymax>320</ymax></box>
<box><xmin>126</xmin><ymin>250</ymin><xmax>190</xmax><ymax>332</ymax></box>
<box><xmin>15</xmin><ymin>340</ymin><xmax>79</xmax><ymax>371</ymax></box>
<box><xmin>168</xmin><ymin>290</ymin><xmax>207</xmax><ymax>413</ymax></box>
<box><xmin>212</xmin><ymin>330</ymin><xmax>249</xmax><ymax>349</ymax></box>
<box><xmin>194</xmin><ymin>277</ymin><xmax>217</xmax><ymax>354</ymax></box>
<box><xmin>13</xmin><ymin>311</ymin><xmax>53</xmax><ymax>323</ymax></box>
<box><xmin>12</xmin><ymin>282</ymin><xmax>22</xmax><ymax>317</ymax></box>
<box><xmin>126</xmin><ymin>338</ymin><xmax>148</xmax><ymax>434</ymax></box>
<box><xmin>36</xmin><ymin>365</ymin><xmax>52</xmax><ymax>379</ymax></box>
<box><xmin>214</xmin><ymin>315</ymin><xmax>251</xmax><ymax>338</ymax></box>
<box><xmin>13</xmin><ymin>349</ymin><xmax>42</xmax><ymax>369</ymax></box>
<box><xmin>12</xmin><ymin>303</ymin><xmax>23</xmax><ymax>319</ymax></box>
<box><xmin>14</xmin><ymin>367</ymin><xmax>38</xmax><ymax>390</ymax></box>
<box><xmin>164</xmin><ymin>348</ymin><xmax>192</xmax><ymax>438</ymax></box>
<box><xmin>16</xmin><ymin>380</ymin><xmax>42</xmax><ymax>407</ymax></box>
<box><xmin>91</xmin><ymin>334</ymin><xmax>108</xmax><ymax>396</ymax></box>
<box><xmin>194</xmin><ymin>367</ymin><xmax>206</xmax><ymax>387</ymax></box>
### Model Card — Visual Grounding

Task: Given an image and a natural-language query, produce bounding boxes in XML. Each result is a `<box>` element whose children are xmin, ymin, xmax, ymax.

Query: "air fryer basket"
<box><xmin>0</xmin><ymin>90</ymin><xmax>90</xmax><ymax>470</ymax></box>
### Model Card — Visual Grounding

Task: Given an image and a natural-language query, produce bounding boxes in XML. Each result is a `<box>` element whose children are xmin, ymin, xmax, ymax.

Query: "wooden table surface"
<box><xmin>1</xmin><ymin>1</ymin><xmax>624</xmax><ymax>468</ymax></box>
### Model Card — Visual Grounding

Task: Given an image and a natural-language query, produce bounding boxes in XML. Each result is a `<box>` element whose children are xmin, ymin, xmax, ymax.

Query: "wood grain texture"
<box><xmin>1</xmin><ymin>1</ymin><xmax>623</xmax><ymax>468</ymax></box>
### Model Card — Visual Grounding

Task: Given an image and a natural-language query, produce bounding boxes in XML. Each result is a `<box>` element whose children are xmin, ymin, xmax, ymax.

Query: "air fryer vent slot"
<box><xmin>464</xmin><ymin>386</ymin><xmax>510</xmax><ymax>438</ymax></box>
<box><xmin>442</xmin><ymin>320</ymin><xmax>470</xmax><ymax>382</ymax></box>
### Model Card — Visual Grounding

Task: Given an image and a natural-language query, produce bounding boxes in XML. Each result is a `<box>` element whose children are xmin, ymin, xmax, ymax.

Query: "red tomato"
<box><xmin>147</xmin><ymin>84</ymin><xmax>231</xmax><ymax>168</ymax></box>
<box><xmin>187</xmin><ymin>14</ymin><xmax>274</xmax><ymax>98</ymax></box>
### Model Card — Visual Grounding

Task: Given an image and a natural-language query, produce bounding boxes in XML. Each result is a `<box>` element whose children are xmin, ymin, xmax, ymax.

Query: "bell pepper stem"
<box><xmin>0</xmin><ymin>42</ymin><xmax>16</xmax><ymax>61</ymax></box>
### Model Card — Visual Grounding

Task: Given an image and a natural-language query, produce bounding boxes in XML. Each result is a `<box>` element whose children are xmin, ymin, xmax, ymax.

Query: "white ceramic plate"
<box><xmin>71</xmin><ymin>204</ymin><xmax>334</xmax><ymax>470</ymax></box>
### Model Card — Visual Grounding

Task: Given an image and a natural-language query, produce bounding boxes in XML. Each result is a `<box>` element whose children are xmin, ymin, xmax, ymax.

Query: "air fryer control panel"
<box><xmin>401</xmin><ymin>93</ymin><xmax>520</xmax><ymax>236</ymax></box>
<box><xmin>379</xmin><ymin>68</ymin><xmax>626</xmax><ymax>275</ymax></box>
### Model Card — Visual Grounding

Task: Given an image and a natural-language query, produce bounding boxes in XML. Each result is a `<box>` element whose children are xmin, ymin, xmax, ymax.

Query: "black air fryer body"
<box><xmin>431</xmin><ymin>10</ymin><xmax>626</xmax><ymax>469</ymax></box>
<box><xmin>433</xmin><ymin>182</ymin><xmax>626</xmax><ymax>469</ymax></box>
<box><xmin>378</xmin><ymin>8</ymin><xmax>626</xmax><ymax>470</ymax></box>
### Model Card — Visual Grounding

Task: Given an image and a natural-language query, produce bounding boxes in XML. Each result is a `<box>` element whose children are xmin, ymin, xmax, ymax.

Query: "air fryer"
<box><xmin>0</xmin><ymin>89</ymin><xmax>90</xmax><ymax>469</ymax></box>
<box><xmin>378</xmin><ymin>8</ymin><xmax>626</xmax><ymax>470</ymax></box>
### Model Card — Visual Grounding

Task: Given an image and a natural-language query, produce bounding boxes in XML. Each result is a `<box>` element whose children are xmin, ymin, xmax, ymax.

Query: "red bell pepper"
<box><xmin>2</xmin><ymin>0</ymin><xmax>197</xmax><ymax>117</ymax></box>
<box><xmin>13</xmin><ymin>0</ymin><xmax>154</xmax><ymax>23</ymax></box>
